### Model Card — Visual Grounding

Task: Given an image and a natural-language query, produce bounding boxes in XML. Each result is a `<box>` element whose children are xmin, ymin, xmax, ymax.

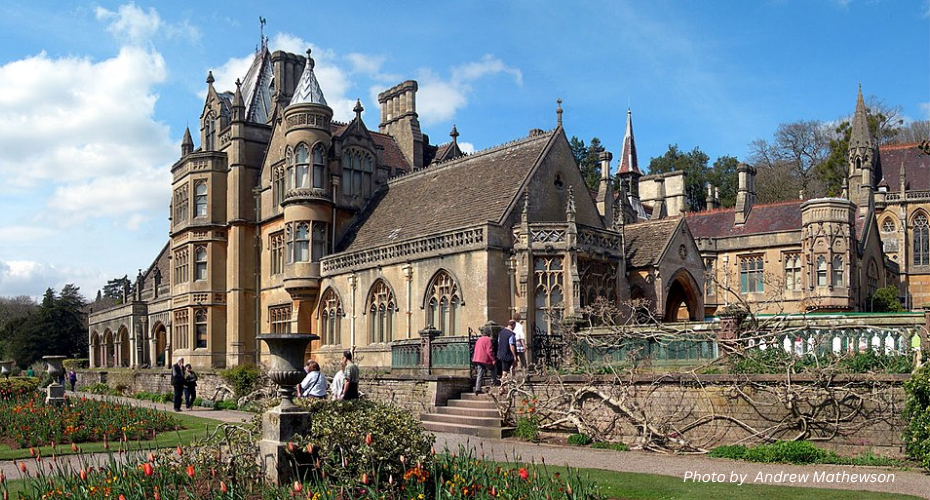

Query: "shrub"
<box><xmin>840</xmin><ymin>350</ymin><xmax>913</xmax><ymax>374</ymax></box>
<box><xmin>591</xmin><ymin>441</ymin><xmax>629</xmax><ymax>451</ymax></box>
<box><xmin>568</xmin><ymin>433</ymin><xmax>593</xmax><ymax>445</ymax></box>
<box><xmin>869</xmin><ymin>285</ymin><xmax>903</xmax><ymax>312</ymax></box>
<box><xmin>903</xmin><ymin>365</ymin><xmax>930</xmax><ymax>469</ymax></box>
<box><xmin>708</xmin><ymin>444</ymin><xmax>748</xmax><ymax>460</ymax></box>
<box><xmin>0</xmin><ymin>377</ymin><xmax>40</xmax><ymax>399</ymax></box>
<box><xmin>292</xmin><ymin>399</ymin><xmax>435</xmax><ymax>487</ymax></box>
<box><xmin>219</xmin><ymin>364</ymin><xmax>262</xmax><ymax>399</ymax></box>
<box><xmin>85</xmin><ymin>382</ymin><xmax>110</xmax><ymax>395</ymax></box>
<box><xmin>515</xmin><ymin>415</ymin><xmax>540</xmax><ymax>442</ymax></box>
<box><xmin>711</xmin><ymin>441</ymin><xmax>826</xmax><ymax>464</ymax></box>
<box><xmin>213</xmin><ymin>400</ymin><xmax>238</xmax><ymax>410</ymax></box>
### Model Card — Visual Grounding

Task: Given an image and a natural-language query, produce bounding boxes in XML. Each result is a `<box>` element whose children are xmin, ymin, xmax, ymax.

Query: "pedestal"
<box><xmin>258</xmin><ymin>407</ymin><xmax>310</xmax><ymax>484</ymax></box>
<box><xmin>46</xmin><ymin>383</ymin><xmax>66</xmax><ymax>406</ymax></box>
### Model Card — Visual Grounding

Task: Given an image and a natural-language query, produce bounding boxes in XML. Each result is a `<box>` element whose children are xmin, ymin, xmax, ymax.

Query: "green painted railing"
<box><xmin>431</xmin><ymin>336</ymin><xmax>472</xmax><ymax>368</ymax></box>
<box><xmin>576</xmin><ymin>337</ymin><xmax>718</xmax><ymax>367</ymax></box>
<box><xmin>391</xmin><ymin>339</ymin><xmax>421</xmax><ymax>368</ymax></box>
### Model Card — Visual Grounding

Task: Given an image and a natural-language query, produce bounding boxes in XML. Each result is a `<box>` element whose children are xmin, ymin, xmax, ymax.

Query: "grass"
<box><xmin>0</xmin><ymin>411</ymin><xmax>225</xmax><ymax>461</ymax></box>
<box><xmin>532</xmin><ymin>466</ymin><xmax>924</xmax><ymax>500</ymax></box>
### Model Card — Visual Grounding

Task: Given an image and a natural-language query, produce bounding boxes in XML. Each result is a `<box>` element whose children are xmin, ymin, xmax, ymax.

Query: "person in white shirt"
<box><xmin>298</xmin><ymin>360</ymin><xmax>328</xmax><ymax>399</ymax></box>
<box><xmin>511</xmin><ymin>318</ymin><xmax>527</xmax><ymax>372</ymax></box>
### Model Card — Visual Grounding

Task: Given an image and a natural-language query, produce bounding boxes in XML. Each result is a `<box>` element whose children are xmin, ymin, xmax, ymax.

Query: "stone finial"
<box><xmin>354</xmin><ymin>99</ymin><xmax>364</xmax><ymax>120</ymax></box>
<box><xmin>521</xmin><ymin>187</ymin><xmax>530</xmax><ymax>222</ymax></box>
<box><xmin>306</xmin><ymin>48</ymin><xmax>315</xmax><ymax>70</ymax></box>
<box><xmin>556</xmin><ymin>98</ymin><xmax>563</xmax><ymax>127</ymax></box>
<box><xmin>450</xmin><ymin>124</ymin><xmax>459</xmax><ymax>145</ymax></box>
<box><xmin>566</xmin><ymin>185</ymin><xmax>576</xmax><ymax>219</ymax></box>
<box><xmin>206</xmin><ymin>71</ymin><xmax>215</xmax><ymax>85</ymax></box>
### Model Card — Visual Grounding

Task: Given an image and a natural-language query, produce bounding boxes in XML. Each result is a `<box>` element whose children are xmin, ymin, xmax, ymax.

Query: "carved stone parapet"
<box><xmin>321</xmin><ymin>226</ymin><xmax>486</xmax><ymax>274</ymax></box>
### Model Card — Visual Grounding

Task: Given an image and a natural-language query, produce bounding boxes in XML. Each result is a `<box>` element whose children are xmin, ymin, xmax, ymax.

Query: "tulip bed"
<box><xmin>4</xmin><ymin>443</ymin><xmax>604</xmax><ymax>500</ymax></box>
<box><xmin>0</xmin><ymin>394</ymin><xmax>181</xmax><ymax>448</ymax></box>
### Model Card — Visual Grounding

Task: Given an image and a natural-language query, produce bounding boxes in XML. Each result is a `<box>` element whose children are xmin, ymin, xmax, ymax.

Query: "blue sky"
<box><xmin>0</xmin><ymin>1</ymin><xmax>927</xmax><ymax>299</ymax></box>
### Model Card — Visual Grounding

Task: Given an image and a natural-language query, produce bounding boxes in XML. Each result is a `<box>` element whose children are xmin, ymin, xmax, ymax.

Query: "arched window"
<box><xmin>426</xmin><ymin>270</ymin><xmax>461</xmax><ymax>335</ymax></box>
<box><xmin>194</xmin><ymin>182</ymin><xmax>208</xmax><ymax>217</ymax></box>
<box><xmin>311</xmin><ymin>223</ymin><xmax>327</xmax><ymax>263</ymax></box>
<box><xmin>867</xmin><ymin>259</ymin><xmax>879</xmax><ymax>298</ymax></box>
<box><xmin>881</xmin><ymin>217</ymin><xmax>896</xmax><ymax>233</ymax></box>
<box><xmin>194</xmin><ymin>246</ymin><xmax>207</xmax><ymax>281</ymax></box>
<box><xmin>342</xmin><ymin>148</ymin><xmax>374</xmax><ymax>196</ymax></box>
<box><xmin>784</xmin><ymin>253</ymin><xmax>801</xmax><ymax>291</ymax></box>
<box><xmin>915</xmin><ymin>213</ymin><xmax>929</xmax><ymax>266</ymax></box>
<box><xmin>738</xmin><ymin>255</ymin><xmax>764</xmax><ymax>293</ymax></box>
<box><xmin>534</xmin><ymin>257</ymin><xmax>564</xmax><ymax>334</ymax></box>
<box><xmin>295</xmin><ymin>144</ymin><xmax>310</xmax><ymax>188</ymax></box>
<box><xmin>285</xmin><ymin>148</ymin><xmax>293</xmax><ymax>191</ymax></box>
<box><xmin>273</xmin><ymin>166</ymin><xmax>285</xmax><ymax>206</ymax></box>
<box><xmin>368</xmin><ymin>280</ymin><xmax>395</xmax><ymax>344</ymax></box>
<box><xmin>204</xmin><ymin>113</ymin><xmax>216</xmax><ymax>150</ymax></box>
<box><xmin>312</xmin><ymin>145</ymin><xmax>326</xmax><ymax>189</ymax></box>
<box><xmin>195</xmin><ymin>309</ymin><xmax>207</xmax><ymax>348</ymax></box>
<box><xmin>292</xmin><ymin>223</ymin><xmax>310</xmax><ymax>262</ymax></box>
<box><xmin>832</xmin><ymin>255</ymin><xmax>844</xmax><ymax>287</ymax></box>
<box><xmin>319</xmin><ymin>288</ymin><xmax>343</xmax><ymax>345</ymax></box>
<box><xmin>816</xmin><ymin>256</ymin><xmax>827</xmax><ymax>286</ymax></box>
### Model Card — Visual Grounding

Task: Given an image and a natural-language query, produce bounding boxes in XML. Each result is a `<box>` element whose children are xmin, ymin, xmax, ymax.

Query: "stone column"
<box><xmin>419</xmin><ymin>326</ymin><xmax>441</xmax><ymax>376</ymax></box>
<box><xmin>403</xmin><ymin>264</ymin><xmax>413</xmax><ymax>339</ymax></box>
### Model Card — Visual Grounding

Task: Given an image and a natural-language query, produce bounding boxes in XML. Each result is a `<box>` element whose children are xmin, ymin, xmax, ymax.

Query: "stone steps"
<box><xmin>420</xmin><ymin>392</ymin><xmax>512</xmax><ymax>439</ymax></box>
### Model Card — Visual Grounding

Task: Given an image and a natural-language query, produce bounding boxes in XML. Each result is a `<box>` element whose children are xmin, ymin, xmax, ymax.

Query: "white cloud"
<box><xmin>416</xmin><ymin>55</ymin><xmax>522</xmax><ymax>125</ymax></box>
<box><xmin>0</xmin><ymin>47</ymin><xmax>176</xmax><ymax>226</ymax></box>
<box><xmin>346</xmin><ymin>53</ymin><xmax>386</xmax><ymax>75</ymax></box>
<box><xmin>0</xmin><ymin>259</ymin><xmax>108</xmax><ymax>299</ymax></box>
<box><xmin>459</xmin><ymin>142</ymin><xmax>476</xmax><ymax>154</ymax></box>
<box><xmin>95</xmin><ymin>3</ymin><xmax>200</xmax><ymax>46</ymax></box>
<box><xmin>919</xmin><ymin>102</ymin><xmax>930</xmax><ymax>119</ymax></box>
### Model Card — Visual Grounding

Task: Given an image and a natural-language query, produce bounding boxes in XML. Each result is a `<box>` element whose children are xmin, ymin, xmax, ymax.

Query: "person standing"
<box><xmin>511</xmin><ymin>319</ymin><xmax>527</xmax><ymax>372</ymax></box>
<box><xmin>171</xmin><ymin>357</ymin><xmax>185</xmax><ymax>411</ymax></box>
<box><xmin>471</xmin><ymin>326</ymin><xmax>496</xmax><ymax>394</ymax></box>
<box><xmin>341</xmin><ymin>350</ymin><xmax>360</xmax><ymax>400</ymax></box>
<box><xmin>497</xmin><ymin>323</ymin><xmax>516</xmax><ymax>380</ymax></box>
<box><xmin>67</xmin><ymin>368</ymin><xmax>77</xmax><ymax>392</ymax></box>
<box><xmin>299</xmin><ymin>360</ymin><xmax>328</xmax><ymax>399</ymax></box>
<box><xmin>184</xmin><ymin>364</ymin><xmax>198</xmax><ymax>410</ymax></box>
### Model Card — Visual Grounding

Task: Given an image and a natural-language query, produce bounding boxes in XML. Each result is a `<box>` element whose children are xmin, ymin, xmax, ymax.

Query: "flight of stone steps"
<box><xmin>420</xmin><ymin>392</ymin><xmax>512</xmax><ymax>439</ymax></box>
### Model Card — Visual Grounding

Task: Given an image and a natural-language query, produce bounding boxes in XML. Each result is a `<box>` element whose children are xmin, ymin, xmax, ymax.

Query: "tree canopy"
<box><xmin>647</xmin><ymin>145</ymin><xmax>738</xmax><ymax>212</ymax></box>
<box><xmin>0</xmin><ymin>285</ymin><xmax>88</xmax><ymax>367</ymax></box>
<box><xmin>569</xmin><ymin>136</ymin><xmax>604</xmax><ymax>191</ymax></box>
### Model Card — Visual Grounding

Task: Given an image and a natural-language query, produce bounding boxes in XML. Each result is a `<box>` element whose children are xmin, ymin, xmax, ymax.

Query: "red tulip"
<box><xmin>186</xmin><ymin>465</ymin><xmax>195</xmax><ymax>478</ymax></box>
<box><xmin>365</xmin><ymin>433</ymin><xmax>372</xmax><ymax>446</ymax></box>
<box><xmin>177</xmin><ymin>445</ymin><xmax>184</xmax><ymax>456</ymax></box>
<box><xmin>0</xmin><ymin>469</ymin><xmax>5</xmax><ymax>483</ymax></box>
<box><xmin>518</xmin><ymin>468</ymin><xmax>529</xmax><ymax>481</ymax></box>
<box><xmin>79</xmin><ymin>469</ymin><xmax>87</xmax><ymax>481</ymax></box>
<box><xmin>19</xmin><ymin>463</ymin><xmax>27</xmax><ymax>473</ymax></box>
<box><xmin>220</xmin><ymin>481</ymin><xmax>228</xmax><ymax>493</ymax></box>
<box><xmin>306</xmin><ymin>443</ymin><xmax>314</xmax><ymax>454</ymax></box>
<box><xmin>119</xmin><ymin>495</ymin><xmax>126</xmax><ymax>500</ymax></box>
<box><xmin>293</xmin><ymin>481</ymin><xmax>302</xmax><ymax>493</ymax></box>
<box><xmin>288</xmin><ymin>442</ymin><xmax>296</xmax><ymax>453</ymax></box>
<box><xmin>154</xmin><ymin>493</ymin><xmax>161</xmax><ymax>500</ymax></box>
<box><xmin>29</xmin><ymin>448</ymin><xmax>35</xmax><ymax>457</ymax></box>
<box><xmin>143</xmin><ymin>462</ymin><xmax>154</xmax><ymax>477</ymax></box>
<box><xmin>71</xmin><ymin>443</ymin><xmax>78</xmax><ymax>452</ymax></box>
<box><xmin>361</xmin><ymin>473</ymin><xmax>368</xmax><ymax>485</ymax></box>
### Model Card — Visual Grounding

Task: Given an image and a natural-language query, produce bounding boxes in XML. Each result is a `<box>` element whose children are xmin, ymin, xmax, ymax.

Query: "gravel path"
<box><xmin>433</xmin><ymin>432</ymin><xmax>930</xmax><ymax>499</ymax></box>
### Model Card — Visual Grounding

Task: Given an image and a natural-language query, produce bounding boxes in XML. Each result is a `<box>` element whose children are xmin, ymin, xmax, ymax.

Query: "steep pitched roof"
<box><xmin>241</xmin><ymin>47</ymin><xmax>274</xmax><ymax>124</ymax></box>
<box><xmin>339</xmin><ymin>130</ymin><xmax>556</xmax><ymax>252</ymax></box>
<box><xmin>290</xmin><ymin>50</ymin><xmax>327</xmax><ymax>106</ymax></box>
<box><xmin>878</xmin><ymin>143</ymin><xmax>930</xmax><ymax>192</ymax></box>
<box><xmin>684</xmin><ymin>200</ymin><xmax>804</xmax><ymax>238</ymax></box>
<box><xmin>624</xmin><ymin>218</ymin><xmax>679</xmax><ymax>267</ymax></box>
<box><xmin>849</xmin><ymin>86</ymin><xmax>873</xmax><ymax>151</ymax></box>
<box><xmin>617</xmin><ymin>108</ymin><xmax>640</xmax><ymax>174</ymax></box>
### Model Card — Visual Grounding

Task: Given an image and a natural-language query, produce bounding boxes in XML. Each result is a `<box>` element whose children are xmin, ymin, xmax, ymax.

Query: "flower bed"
<box><xmin>0</xmin><ymin>394</ymin><xmax>181</xmax><ymax>448</ymax></box>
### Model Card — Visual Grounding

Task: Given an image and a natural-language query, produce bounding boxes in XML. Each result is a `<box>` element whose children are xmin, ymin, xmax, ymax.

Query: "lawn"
<box><xmin>534</xmin><ymin>466</ymin><xmax>925</xmax><ymax>500</ymax></box>
<box><xmin>0</xmin><ymin>410</ymin><xmax>226</xmax><ymax>461</ymax></box>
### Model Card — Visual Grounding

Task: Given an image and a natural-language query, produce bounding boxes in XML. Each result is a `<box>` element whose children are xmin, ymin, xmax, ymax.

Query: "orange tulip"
<box><xmin>143</xmin><ymin>462</ymin><xmax>154</xmax><ymax>477</ymax></box>
<box><xmin>29</xmin><ymin>448</ymin><xmax>35</xmax><ymax>457</ymax></box>
<box><xmin>71</xmin><ymin>443</ymin><xmax>78</xmax><ymax>452</ymax></box>
<box><xmin>19</xmin><ymin>463</ymin><xmax>27</xmax><ymax>473</ymax></box>
<box><xmin>148</xmin><ymin>452</ymin><xmax>156</xmax><ymax>463</ymax></box>
<box><xmin>176</xmin><ymin>445</ymin><xmax>183</xmax><ymax>456</ymax></box>
<box><xmin>119</xmin><ymin>495</ymin><xmax>126</xmax><ymax>500</ymax></box>
<box><xmin>288</xmin><ymin>442</ymin><xmax>296</xmax><ymax>453</ymax></box>
<box><xmin>361</xmin><ymin>473</ymin><xmax>369</xmax><ymax>484</ymax></box>
<box><xmin>154</xmin><ymin>493</ymin><xmax>161</xmax><ymax>500</ymax></box>
<box><xmin>293</xmin><ymin>481</ymin><xmax>302</xmax><ymax>493</ymax></box>
<box><xmin>220</xmin><ymin>481</ymin><xmax>228</xmax><ymax>493</ymax></box>
<box><xmin>186</xmin><ymin>465</ymin><xmax>195</xmax><ymax>478</ymax></box>
<box><xmin>79</xmin><ymin>469</ymin><xmax>87</xmax><ymax>481</ymax></box>
<box><xmin>306</xmin><ymin>443</ymin><xmax>314</xmax><ymax>454</ymax></box>
<box><xmin>365</xmin><ymin>433</ymin><xmax>372</xmax><ymax>446</ymax></box>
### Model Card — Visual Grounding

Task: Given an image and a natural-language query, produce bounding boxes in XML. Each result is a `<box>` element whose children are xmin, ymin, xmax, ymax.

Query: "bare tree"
<box><xmin>750</xmin><ymin>121</ymin><xmax>834</xmax><ymax>201</ymax></box>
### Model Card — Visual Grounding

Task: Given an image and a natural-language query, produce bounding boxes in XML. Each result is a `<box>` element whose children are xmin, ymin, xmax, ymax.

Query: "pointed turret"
<box><xmin>617</xmin><ymin>108</ymin><xmax>639</xmax><ymax>175</ymax></box>
<box><xmin>232</xmin><ymin>78</ymin><xmax>245</xmax><ymax>122</ymax></box>
<box><xmin>290</xmin><ymin>49</ymin><xmax>327</xmax><ymax>106</ymax></box>
<box><xmin>847</xmin><ymin>85</ymin><xmax>877</xmax><ymax>216</ymax></box>
<box><xmin>181</xmin><ymin>127</ymin><xmax>194</xmax><ymax>156</ymax></box>
<box><xmin>850</xmin><ymin>85</ymin><xmax>873</xmax><ymax>151</ymax></box>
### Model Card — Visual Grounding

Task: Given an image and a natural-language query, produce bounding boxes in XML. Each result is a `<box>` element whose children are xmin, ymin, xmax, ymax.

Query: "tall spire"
<box><xmin>617</xmin><ymin>108</ymin><xmax>639</xmax><ymax>174</ymax></box>
<box><xmin>181</xmin><ymin>126</ymin><xmax>193</xmax><ymax>156</ymax></box>
<box><xmin>850</xmin><ymin>84</ymin><xmax>873</xmax><ymax>150</ymax></box>
<box><xmin>290</xmin><ymin>48</ymin><xmax>327</xmax><ymax>106</ymax></box>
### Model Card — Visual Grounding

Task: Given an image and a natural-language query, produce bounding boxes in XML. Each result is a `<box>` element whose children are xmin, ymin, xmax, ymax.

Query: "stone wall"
<box><xmin>521</xmin><ymin>374</ymin><xmax>908</xmax><ymax>458</ymax></box>
<box><xmin>75</xmin><ymin>369</ymin><xmax>235</xmax><ymax>401</ymax></box>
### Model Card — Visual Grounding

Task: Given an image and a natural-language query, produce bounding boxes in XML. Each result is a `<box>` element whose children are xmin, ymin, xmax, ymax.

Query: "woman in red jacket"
<box><xmin>472</xmin><ymin>326</ymin><xmax>496</xmax><ymax>395</ymax></box>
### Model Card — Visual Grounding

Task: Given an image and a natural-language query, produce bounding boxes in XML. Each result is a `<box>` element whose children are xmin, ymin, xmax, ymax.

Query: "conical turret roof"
<box><xmin>618</xmin><ymin>108</ymin><xmax>640</xmax><ymax>174</ymax></box>
<box><xmin>290</xmin><ymin>49</ymin><xmax>327</xmax><ymax>106</ymax></box>
<box><xmin>850</xmin><ymin>85</ymin><xmax>873</xmax><ymax>150</ymax></box>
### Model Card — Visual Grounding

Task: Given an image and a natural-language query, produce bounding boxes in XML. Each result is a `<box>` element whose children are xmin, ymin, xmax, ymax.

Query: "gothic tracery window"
<box><xmin>915</xmin><ymin>213</ymin><xmax>929</xmax><ymax>266</ymax></box>
<box><xmin>269</xmin><ymin>304</ymin><xmax>291</xmax><ymax>334</ymax></box>
<box><xmin>270</xmin><ymin>231</ymin><xmax>285</xmax><ymax>275</ymax></box>
<box><xmin>832</xmin><ymin>255</ymin><xmax>844</xmax><ymax>287</ymax></box>
<box><xmin>426</xmin><ymin>270</ymin><xmax>461</xmax><ymax>335</ymax></box>
<box><xmin>342</xmin><ymin>148</ymin><xmax>374</xmax><ymax>197</ymax></box>
<box><xmin>534</xmin><ymin>257</ymin><xmax>564</xmax><ymax>334</ymax></box>
<box><xmin>273</xmin><ymin>165</ymin><xmax>285</xmax><ymax>207</ymax></box>
<box><xmin>319</xmin><ymin>288</ymin><xmax>343</xmax><ymax>345</ymax></box>
<box><xmin>194</xmin><ymin>182</ymin><xmax>207</xmax><ymax>218</ymax></box>
<box><xmin>784</xmin><ymin>253</ymin><xmax>801</xmax><ymax>291</ymax></box>
<box><xmin>867</xmin><ymin>259</ymin><xmax>879</xmax><ymax>298</ymax></box>
<box><xmin>295</xmin><ymin>144</ymin><xmax>310</xmax><ymax>188</ymax></box>
<box><xmin>368</xmin><ymin>280</ymin><xmax>395</xmax><ymax>344</ymax></box>
<box><xmin>194</xmin><ymin>246</ymin><xmax>207</xmax><ymax>281</ymax></box>
<box><xmin>739</xmin><ymin>255</ymin><xmax>764</xmax><ymax>293</ymax></box>
<box><xmin>311</xmin><ymin>224</ymin><xmax>327</xmax><ymax>263</ymax></box>
<box><xmin>312</xmin><ymin>145</ymin><xmax>326</xmax><ymax>189</ymax></box>
<box><xmin>816</xmin><ymin>255</ymin><xmax>828</xmax><ymax>287</ymax></box>
<box><xmin>195</xmin><ymin>309</ymin><xmax>207</xmax><ymax>348</ymax></box>
<box><xmin>174</xmin><ymin>185</ymin><xmax>189</xmax><ymax>224</ymax></box>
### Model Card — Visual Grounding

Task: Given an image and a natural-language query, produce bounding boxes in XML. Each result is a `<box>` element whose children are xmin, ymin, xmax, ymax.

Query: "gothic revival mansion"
<box><xmin>87</xmin><ymin>43</ymin><xmax>927</xmax><ymax>371</ymax></box>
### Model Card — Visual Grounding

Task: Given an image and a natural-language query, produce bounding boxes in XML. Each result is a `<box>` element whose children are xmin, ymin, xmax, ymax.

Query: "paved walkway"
<box><xmin>2</xmin><ymin>395</ymin><xmax>927</xmax><ymax>498</ymax></box>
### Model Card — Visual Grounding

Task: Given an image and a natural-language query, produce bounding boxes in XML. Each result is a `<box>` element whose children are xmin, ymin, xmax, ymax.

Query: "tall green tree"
<box><xmin>569</xmin><ymin>136</ymin><xmax>603</xmax><ymax>191</ymax></box>
<box><xmin>707</xmin><ymin>155</ymin><xmax>739</xmax><ymax>208</ymax></box>
<box><xmin>4</xmin><ymin>285</ymin><xmax>88</xmax><ymax>367</ymax></box>
<box><xmin>648</xmin><ymin>144</ymin><xmax>710</xmax><ymax>212</ymax></box>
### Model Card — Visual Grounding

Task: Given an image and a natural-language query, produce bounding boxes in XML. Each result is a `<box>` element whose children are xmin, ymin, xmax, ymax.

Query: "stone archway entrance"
<box><xmin>103</xmin><ymin>330</ymin><xmax>115</xmax><ymax>367</ymax></box>
<box><xmin>154</xmin><ymin>324</ymin><xmax>167</xmax><ymax>367</ymax></box>
<box><xmin>664</xmin><ymin>271</ymin><xmax>702</xmax><ymax>322</ymax></box>
<box><xmin>118</xmin><ymin>327</ymin><xmax>131</xmax><ymax>367</ymax></box>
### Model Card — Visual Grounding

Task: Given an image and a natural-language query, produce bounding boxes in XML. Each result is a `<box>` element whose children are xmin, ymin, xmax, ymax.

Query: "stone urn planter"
<box><xmin>0</xmin><ymin>360</ymin><xmax>13</xmax><ymax>379</ymax></box>
<box><xmin>256</xmin><ymin>334</ymin><xmax>318</xmax><ymax>411</ymax></box>
<box><xmin>42</xmin><ymin>355</ymin><xmax>67</xmax><ymax>405</ymax></box>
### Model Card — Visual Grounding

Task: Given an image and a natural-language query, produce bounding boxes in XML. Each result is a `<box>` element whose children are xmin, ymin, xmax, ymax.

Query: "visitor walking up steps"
<box><xmin>472</xmin><ymin>326</ymin><xmax>496</xmax><ymax>394</ymax></box>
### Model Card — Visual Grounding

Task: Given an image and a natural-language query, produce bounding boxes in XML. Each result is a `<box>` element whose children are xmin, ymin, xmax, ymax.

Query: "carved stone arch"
<box><xmin>422</xmin><ymin>269</ymin><xmax>464</xmax><ymax>335</ymax></box>
<box><xmin>663</xmin><ymin>268</ymin><xmax>703</xmax><ymax>322</ymax></box>
<box><xmin>365</xmin><ymin>278</ymin><xmax>397</xmax><ymax>344</ymax></box>
<box><xmin>151</xmin><ymin>321</ymin><xmax>168</xmax><ymax>367</ymax></box>
<box><xmin>117</xmin><ymin>325</ymin><xmax>131</xmax><ymax>368</ymax></box>
<box><xmin>880</xmin><ymin>215</ymin><xmax>897</xmax><ymax>233</ymax></box>
<box><xmin>911</xmin><ymin>210</ymin><xmax>930</xmax><ymax>266</ymax></box>
<box><xmin>317</xmin><ymin>286</ymin><xmax>345</xmax><ymax>346</ymax></box>
<box><xmin>910</xmin><ymin>209</ymin><xmax>930</xmax><ymax>225</ymax></box>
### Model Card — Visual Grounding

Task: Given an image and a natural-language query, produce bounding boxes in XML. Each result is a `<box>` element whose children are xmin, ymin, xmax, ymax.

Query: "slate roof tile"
<box><xmin>684</xmin><ymin>200</ymin><xmax>804</xmax><ymax>239</ymax></box>
<box><xmin>624</xmin><ymin>218</ymin><xmax>679</xmax><ymax>267</ymax></box>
